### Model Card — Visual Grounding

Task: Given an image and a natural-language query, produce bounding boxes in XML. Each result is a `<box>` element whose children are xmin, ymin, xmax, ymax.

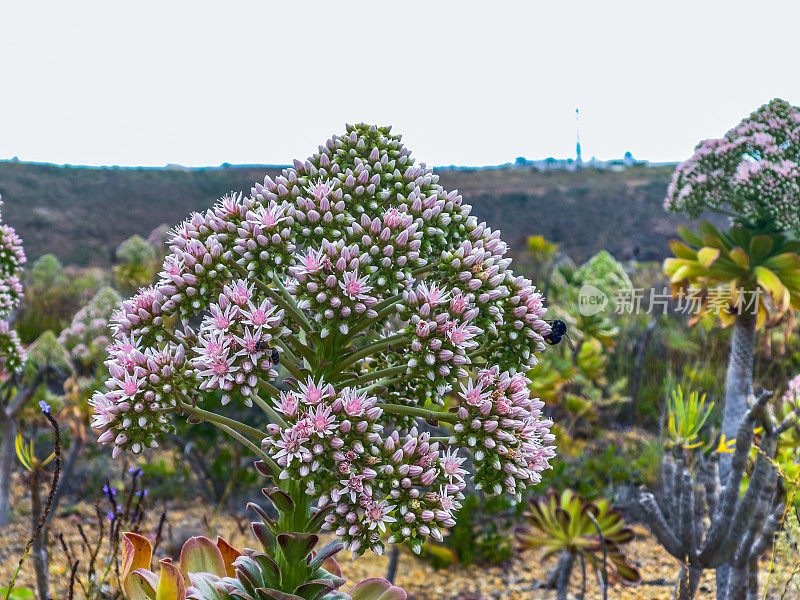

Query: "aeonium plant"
<box><xmin>91</xmin><ymin>124</ymin><xmax>556</xmax><ymax>598</ymax></box>
<box><xmin>121</xmin><ymin>525</ymin><xmax>406</xmax><ymax>600</ymax></box>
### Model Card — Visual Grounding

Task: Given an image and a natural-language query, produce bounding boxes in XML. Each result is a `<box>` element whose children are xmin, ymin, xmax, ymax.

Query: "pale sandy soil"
<box><xmin>0</xmin><ymin>479</ymin><xmax>794</xmax><ymax>600</ymax></box>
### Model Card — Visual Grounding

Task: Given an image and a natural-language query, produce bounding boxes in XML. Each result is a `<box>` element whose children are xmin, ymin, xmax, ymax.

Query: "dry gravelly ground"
<box><xmin>0</xmin><ymin>483</ymin><xmax>796</xmax><ymax>600</ymax></box>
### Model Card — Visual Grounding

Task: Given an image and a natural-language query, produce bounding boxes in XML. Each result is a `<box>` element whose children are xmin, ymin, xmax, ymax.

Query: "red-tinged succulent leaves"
<box><xmin>157</xmin><ymin>559</ymin><xmax>187</xmax><ymax>600</ymax></box>
<box><xmin>123</xmin><ymin>533</ymin><xmax>154</xmax><ymax>591</ymax></box>
<box><xmin>185</xmin><ymin>572</ymin><xmax>228</xmax><ymax>600</ymax></box>
<box><xmin>349</xmin><ymin>578</ymin><xmax>407</xmax><ymax>600</ymax></box>
<box><xmin>180</xmin><ymin>536</ymin><xmax>227</xmax><ymax>580</ymax></box>
<box><xmin>307</xmin><ymin>539</ymin><xmax>344</xmax><ymax>573</ymax></box>
<box><xmin>296</xmin><ymin>576</ymin><xmax>347</xmax><ymax>600</ymax></box>
<box><xmin>216</xmin><ymin>536</ymin><xmax>242</xmax><ymax>578</ymax></box>
<box><xmin>321</xmin><ymin>556</ymin><xmax>342</xmax><ymax>578</ymax></box>
<box><xmin>256</xmin><ymin>591</ymin><xmax>304</xmax><ymax>600</ymax></box>
<box><xmin>128</xmin><ymin>570</ymin><xmax>159</xmax><ymax>600</ymax></box>
<box><xmin>604</xmin><ymin>549</ymin><xmax>641</xmax><ymax>584</ymax></box>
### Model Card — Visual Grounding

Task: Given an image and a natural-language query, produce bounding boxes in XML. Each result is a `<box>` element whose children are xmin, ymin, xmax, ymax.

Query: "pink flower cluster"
<box><xmin>0</xmin><ymin>195</ymin><xmax>26</xmax><ymax>378</ymax></box>
<box><xmin>783</xmin><ymin>374</ymin><xmax>800</xmax><ymax>407</ymax></box>
<box><xmin>233</xmin><ymin>199</ymin><xmax>295</xmax><ymax>275</ymax></box>
<box><xmin>665</xmin><ymin>98</ymin><xmax>800</xmax><ymax>232</ymax></box>
<box><xmin>91</xmin><ymin>340</ymin><xmax>194</xmax><ymax>456</ymax></box>
<box><xmin>158</xmin><ymin>195</ymin><xmax>255</xmax><ymax>319</ymax></box>
<box><xmin>263</xmin><ymin>377</ymin><xmax>466</xmax><ymax>555</ymax></box>
<box><xmin>111</xmin><ymin>285</ymin><xmax>166</xmax><ymax>346</ymax></box>
<box><xmin>193</xmin><ymin>280</ymin><xmax>286</xmax><ymax>405</ymax></box>
<box><xmin>290</xmin><ymin>241</ymin><xmax>379</xmax><ymax>337</ymax></box>
<box><xmin>438</xmin><ymin>227</ymin><xmax>549</xmax><ymax>371</ymax></box>
<box><xmin>0</xmin><ymin>321</ymin><xmax>26</xmax><ymax>379</ymax></box>
<box><xmin>733</xmin><ymin>159</ymin><xmax>800</xmax><ymax>231</ymax></box>
<box><xmin>60</xmin><ymin>287</ymin><xmax>121</xmax><ymax>368</ymax></box>
<box><xmin>0</xmin><ymin>197</ymin><xmax>25</xmax><ymax>318</ymax></box>
<box><xmin>401</xmin><ymin>282</ymin><xmax>480</xmax><ymax>402</ymax></box>
<box><xmin>346</xmin><ymin>208</ymin><xmax>423</xmax><ymax>297</ymax></box>
<box><xmin>293</xmin><ymin>178</ymin><xmax>349</xmax><ymax>240</ymax></box>
<box><xmin>453</xmin><ymin>366</ymin><xmax>555</xmax><ymax>500</ymax></box>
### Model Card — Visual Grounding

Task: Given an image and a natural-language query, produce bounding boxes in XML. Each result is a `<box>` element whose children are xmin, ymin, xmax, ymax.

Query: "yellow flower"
<box><xmin>716</xmin><ymin>434</ymin><xmax>736</xmax><ymax>454</ymax></box>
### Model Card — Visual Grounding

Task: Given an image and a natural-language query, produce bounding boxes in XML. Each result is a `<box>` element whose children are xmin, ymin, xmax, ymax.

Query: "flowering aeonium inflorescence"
<box><xmin>0</xmin><ymin>195</ymin><xmax>26</xmax><ymax>380</ymax></box>
<box><xmin>665</xmin><ymin>98</ymin><xmax>800</xmax><ymax>232</ymax></box>
<box><xmin>60</xmin><ymin>286</ymin><xmax>122</xmax><ymax>369</ymax></box>
<box><xmin>92</xmin><ymin>124</ymin><xmax>555</xmax><ymax>555</ymax></box>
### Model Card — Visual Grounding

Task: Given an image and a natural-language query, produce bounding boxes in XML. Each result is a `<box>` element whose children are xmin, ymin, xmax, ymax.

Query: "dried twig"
<box><xmin>4</xmin><ymin>409</ymin><xmax>62</xmax><ymax>600</ymax></box>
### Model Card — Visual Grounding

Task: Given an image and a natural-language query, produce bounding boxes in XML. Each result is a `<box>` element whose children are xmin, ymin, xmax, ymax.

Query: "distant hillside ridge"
<box><xmin>0</xmin><ymin>161</ymin><xmax>725</xmax><ymax>267</ymax></box>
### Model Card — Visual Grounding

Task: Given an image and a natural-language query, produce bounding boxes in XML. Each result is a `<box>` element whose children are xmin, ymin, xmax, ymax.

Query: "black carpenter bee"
<box><xmin>544</xmin><ymin>319</ymin><xmax>574</xmax><ymax>350</ymax></box>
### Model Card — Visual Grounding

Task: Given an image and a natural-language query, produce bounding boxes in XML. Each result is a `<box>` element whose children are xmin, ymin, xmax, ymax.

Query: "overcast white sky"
<box><xmin>1</xmin><ymin>0</ymin><xmax>799</xmax><ymax>168</ymax></box>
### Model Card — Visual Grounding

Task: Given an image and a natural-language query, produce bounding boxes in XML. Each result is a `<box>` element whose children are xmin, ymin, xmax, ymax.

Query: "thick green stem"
<box><xmin>358</xmin><ymin>377</ymin><xmax>403</xmax><ymax>393</ymax></box>
<box><xmin>273</xmin><ymin>469</ymin><xmax>315</xmax><ymax>593</ymax></box>
<box><xmin>330</xmin><ymin>333</ymin><xmax>410</xmax><ymax>375</ymax></box>
<box><xmin>175</xmin><ymin>396</ymin><xmax>279</xmax><ymax>475</ymax></box>
<box><xmin>177</xmin><ymin>400</ymin><xmax>266</xmax><ymax>441</ymax></box>
<box><xmin>371</xmin><ymin>292</ymin><xmax>406</xmax><ymax>315</ymax></box>
<box><xmin>163</xmin><ymin>329</ymin><xmax>187</xmax><ymax>350</ymax></box>
<box><xmin>339</xmin><ymin>364</ymin><xmax>408</xmax><ymax>387</ymax></box>
<box><xmin>412</xmin><ymin>264</ymin><xmax>437</xmax><ymax>277</ymax></box>
<box><xmin>339</xmin><ymin>293</ymin><xmax>404</xmax><ymax>344</ymax></box>
<box><xmin>250</xmin><ymin>387</ymin><xmax>289</xmax><ymax>428</ymax></box>
<box><xmin>206</xmin><ymin>420</ymin><xmax>278</xmax><ymax>474</ymax></box>
<box><xmin>287</xmin><ymin>334</ymin><xmax>316</xmax><ymax>365</ymax></box>
<box><xmin>380</xmin><ymin>402</ymin><xmax>458</xmax><ymax>424</ymax></box>
<box><xmin>270</xmin><ymin>271</ymin><xmax>313</xmax><ymax>332</ymax></box>
<box><xmin>469</xmin><ymin>342</ymin><xmax>502</xmax><ymax>362</ymax></box>
<box><xmin>273</xmin><ymin>340</ymin><xmax>306</xmax><ymax>380</ymax></box>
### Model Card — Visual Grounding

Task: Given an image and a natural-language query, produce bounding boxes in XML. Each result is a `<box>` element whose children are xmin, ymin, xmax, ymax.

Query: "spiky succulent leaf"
<box><xmin>518</xmin><ymin>489</ymin><xmax>639</xmax><ymax>583</ymax></box>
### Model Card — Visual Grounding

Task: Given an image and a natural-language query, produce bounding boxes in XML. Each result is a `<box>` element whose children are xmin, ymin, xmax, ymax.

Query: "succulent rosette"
<box><xmin>93</xmin><ymin>124</ymin><xmax>555</xmax><ymax>558</ymax></box>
